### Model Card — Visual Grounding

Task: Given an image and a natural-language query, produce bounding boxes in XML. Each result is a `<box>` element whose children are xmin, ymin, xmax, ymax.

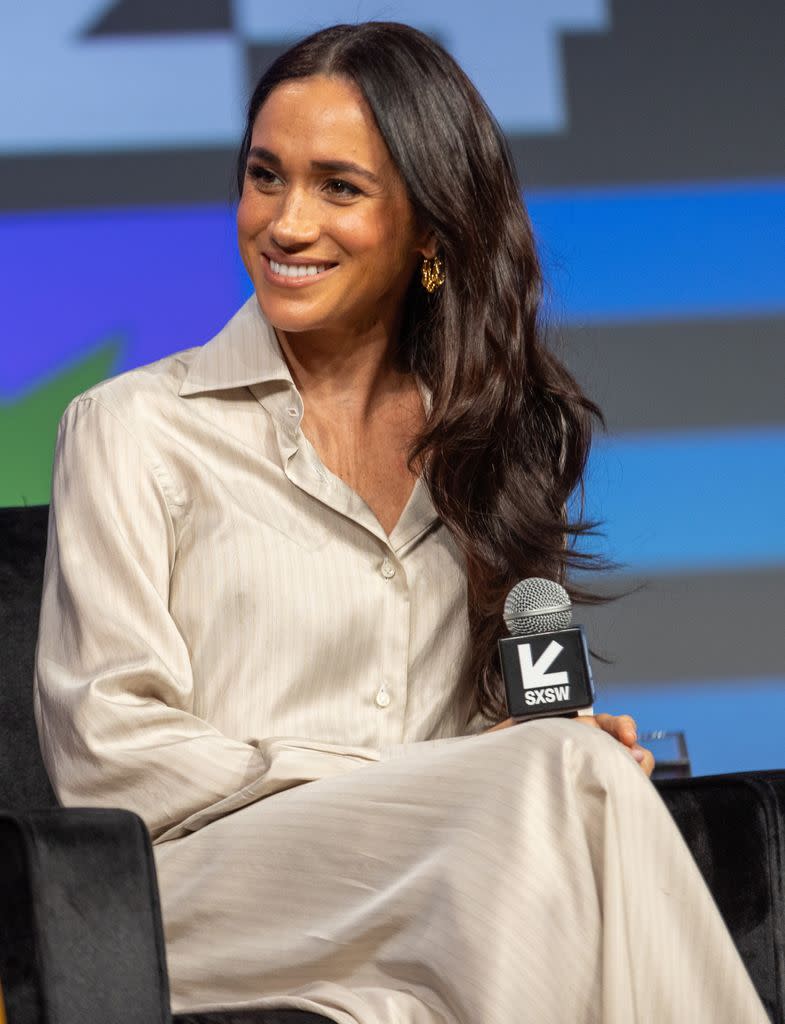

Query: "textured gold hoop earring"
<box><xmin>421</xmin><ymin>255</ymin><xmax>446</xmax><ymax>293</ymax></box>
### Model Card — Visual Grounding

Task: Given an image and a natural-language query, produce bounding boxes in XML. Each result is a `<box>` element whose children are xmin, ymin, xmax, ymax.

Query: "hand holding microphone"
<box><xmin>490</xmin><ymin>577</ymin><xmax>654</xmax><ymax>775</ymax></box>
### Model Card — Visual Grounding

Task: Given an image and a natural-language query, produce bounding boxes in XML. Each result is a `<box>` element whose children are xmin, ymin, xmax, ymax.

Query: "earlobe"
<box><xmin>418</xmin><ymin>237</ymin><xmax>439</xmax><ymax>261</ymax></box>
<box><xmin>415</xmin><ymin>226</ymin><xmax>439</xmax><ymax>262</ymax></box>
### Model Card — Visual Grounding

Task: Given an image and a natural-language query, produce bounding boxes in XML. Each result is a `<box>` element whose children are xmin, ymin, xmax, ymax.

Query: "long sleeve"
<box><xmin>33</xmin><ymin>396</ymin><xmax>272</xmax><ymax>841</ymax></box>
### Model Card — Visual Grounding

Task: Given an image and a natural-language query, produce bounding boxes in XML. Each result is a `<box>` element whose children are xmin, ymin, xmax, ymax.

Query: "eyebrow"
<box><xmin>247</xmin><ymin>146</ymin><xmax>381</xmax><ymax>185</ymax></box>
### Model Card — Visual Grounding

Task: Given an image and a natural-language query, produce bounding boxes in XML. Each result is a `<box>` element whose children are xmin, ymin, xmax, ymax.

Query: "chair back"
<box><xmin>0</xmin><ymin>505</ymin><xmax>57</xmax><ymax>810</ymax></box>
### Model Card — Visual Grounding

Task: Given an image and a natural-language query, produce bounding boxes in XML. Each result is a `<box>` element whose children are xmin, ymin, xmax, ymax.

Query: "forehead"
<box><xmin>251</xmin><ymin>74</ymin><xmax>392</xmax><ymax>171</ymax></box>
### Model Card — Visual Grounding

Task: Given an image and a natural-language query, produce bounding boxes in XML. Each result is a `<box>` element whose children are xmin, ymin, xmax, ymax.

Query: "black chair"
<box><xmin>1</xmin><ymin>504</ymin><xmax>784</xmax><ymax>1023</ymax></box>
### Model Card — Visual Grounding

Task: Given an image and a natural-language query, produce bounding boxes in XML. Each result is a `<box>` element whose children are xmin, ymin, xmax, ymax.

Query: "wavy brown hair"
<box><xmin>237</xmin><ymin>22</ymin><xmax>607</xmax><ymax>723</ymax></box>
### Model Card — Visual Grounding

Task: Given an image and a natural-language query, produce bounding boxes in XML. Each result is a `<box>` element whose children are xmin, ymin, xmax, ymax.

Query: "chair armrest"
<box><xmin>656</xmin><ymin>770</ymin><xmax>785</xmax><ymax>1023</ymax></box>
<box><xmin>0</xmin><ymin>807</ymin><xmax>171</xmax><ymax>1024</ymax></box>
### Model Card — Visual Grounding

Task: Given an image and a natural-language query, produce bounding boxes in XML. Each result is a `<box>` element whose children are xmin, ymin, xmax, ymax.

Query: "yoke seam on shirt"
<box><xmin>70</xmin><ymin>395</ymin><xmax>190</xmax><ymax>548</ymax></box>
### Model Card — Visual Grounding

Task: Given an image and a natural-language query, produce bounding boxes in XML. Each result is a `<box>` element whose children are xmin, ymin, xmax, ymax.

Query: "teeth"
<box><xmin>269</xmin><ymin>258</ymin><xmax>328</xmax><ymax>278</ymax></box>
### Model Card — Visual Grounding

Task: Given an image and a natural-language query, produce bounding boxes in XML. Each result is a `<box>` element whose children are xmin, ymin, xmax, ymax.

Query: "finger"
<box><xmin>484</xmin><ymin>717</ymin><xmax>517</xmax><ymax>733</ymax></box>
<box><xmin>598</xmin><ymin>713</ymin><xmax>637</xmax><ymax>746</ymax></box>
<box><xmin>630</xmin><ymin>744</ymin><xmax>656</xmax><ymax>777</ymax></box>
<box><xmin>616</xmin><ymin>714</ymin><xmax>638</xmax><ymax>744</ymax></box>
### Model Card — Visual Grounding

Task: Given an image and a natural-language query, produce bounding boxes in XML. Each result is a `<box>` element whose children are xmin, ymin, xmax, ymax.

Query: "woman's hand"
<box><xmin>574</xmin><ymin>713</ymin><xmax>655</xmax><ymax>776</ymax></box>
<box><xmin>484</xmin><ymin>714</ymin><xmax>655</xmax><ymax>777</ymax></box>
<box><xmin>483</xmin><ymin>717</ymin><xmax>518</xmax><ymax>734</ymax></box>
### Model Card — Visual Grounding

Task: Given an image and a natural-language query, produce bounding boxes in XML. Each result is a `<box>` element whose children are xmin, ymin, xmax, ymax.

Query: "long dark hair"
<box><xmin>237</xmin><ymin>22</ymin><xmax>606</xmax><ymax>723</ymax></box>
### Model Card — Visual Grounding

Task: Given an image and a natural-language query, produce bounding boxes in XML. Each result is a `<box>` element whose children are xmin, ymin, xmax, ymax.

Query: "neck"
<box><xmin>274</xmin><ymin>316</ymin><xmax>410</xmax><ymax>421</ymax></box>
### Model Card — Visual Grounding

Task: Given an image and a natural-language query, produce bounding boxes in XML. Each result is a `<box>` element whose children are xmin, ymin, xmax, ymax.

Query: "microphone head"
<box><xmin>503</xmin><ymin>578</ymin><xmax>572</xmax><ymax>637</ymax></box>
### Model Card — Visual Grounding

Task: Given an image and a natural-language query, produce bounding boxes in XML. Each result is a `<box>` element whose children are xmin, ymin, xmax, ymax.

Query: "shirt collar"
<box><xmin>178</xmin><ymin>296</ymin><xmax>440</xmax><ymax>547</ymax></box>
<box><xmin>179</xmin><ymin>294</ymin><xmax>433</xmax><ymax>415</ymax></box>
<box><xmin>179</xmin><ymin>296</ymin><xmax>293</xmax><ymax>398</ymax></box>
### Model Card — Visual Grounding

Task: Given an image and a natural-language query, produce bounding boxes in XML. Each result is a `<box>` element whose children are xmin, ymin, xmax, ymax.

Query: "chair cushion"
<box><xmin>657</xmin><ymin>771</ymin><xmax>785</xmax><ymax>1023</ymax></box>
<box><xmin>0</xmin><ymin>504</ymin><xmax>57</xmax><ymax>811</ymax></box>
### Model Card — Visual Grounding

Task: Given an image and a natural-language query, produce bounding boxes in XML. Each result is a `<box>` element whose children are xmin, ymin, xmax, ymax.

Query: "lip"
<box><xmin>261</xmin><ymin>253</ymin><xmax>338</xmax><ymax>288</ymax></box>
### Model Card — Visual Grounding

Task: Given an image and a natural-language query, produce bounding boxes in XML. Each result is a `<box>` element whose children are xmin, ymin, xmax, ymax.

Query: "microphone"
<box><xmin>498</xmin><ymin>578</ymin><xmax>595</xmax><ymax>721</ymax></box>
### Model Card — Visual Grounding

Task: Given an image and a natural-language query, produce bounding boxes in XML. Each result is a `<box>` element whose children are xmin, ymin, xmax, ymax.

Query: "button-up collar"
<box><xmin>178</xmin><ymin>296</ymin><xmax>438</xmax><ymax>553</ymax></box>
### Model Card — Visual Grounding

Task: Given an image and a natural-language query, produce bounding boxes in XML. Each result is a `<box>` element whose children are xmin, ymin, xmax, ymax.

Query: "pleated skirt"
<box><xmin>153</xmin><ymin>718</ymin><xmax>770</xmax><ymax>1024</ymax></box>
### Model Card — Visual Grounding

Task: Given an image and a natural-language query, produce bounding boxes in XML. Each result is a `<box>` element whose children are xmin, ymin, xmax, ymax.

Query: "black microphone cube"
<box><xmin>498</xmin><ymin>626</ymin><xmax>595</xmax><ymax>721</ymax></box>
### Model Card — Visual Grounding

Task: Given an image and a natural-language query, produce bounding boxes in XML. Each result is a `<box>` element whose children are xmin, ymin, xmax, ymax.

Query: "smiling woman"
<box><xmin>33</xmin><ymin>20</ymin><xmax>770</xmax><ymax>1024</ymax></box>
<box><xmin>236</xmin><ymin>74</ymin><xmax>436</xmax><ymax>355</ymax></box>
<box><xmin>233</xmin><ymin>71</ymin><xmax>438</xmax><ymax>537</ymax></box>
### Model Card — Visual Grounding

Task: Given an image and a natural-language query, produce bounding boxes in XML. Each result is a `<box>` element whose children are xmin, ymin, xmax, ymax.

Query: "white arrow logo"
<box><xmin>517</xmin><ymin>641</ymin><xmax>570</xmax><ymax>690</ymax></box>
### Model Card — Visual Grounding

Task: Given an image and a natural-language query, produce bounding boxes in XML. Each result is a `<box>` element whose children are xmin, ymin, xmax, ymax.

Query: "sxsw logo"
<box><xmin>499</xmin><ymin>626</ymin><xmax>593</xmax><ymax>719</ymax></box>
<box><xmin>517</xmin><ymin>640</ymin><xmax>571</xmax><ymax>706</ymax></box>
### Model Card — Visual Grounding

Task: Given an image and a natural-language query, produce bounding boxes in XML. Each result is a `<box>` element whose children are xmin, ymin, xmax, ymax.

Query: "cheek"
<box><xmin>337</xmin><ymin>209</ymin><xmax>412</xmax><ymax>270</ymax></box>
<box><xmin>331</xmin><ymin>208</ymin><xmax>379</xmax><ymax>252</ymax></box>
<box><xmin>236</xmin><ymin>191</ymin><xmax>267</xmax><ymax>245</ymax></box>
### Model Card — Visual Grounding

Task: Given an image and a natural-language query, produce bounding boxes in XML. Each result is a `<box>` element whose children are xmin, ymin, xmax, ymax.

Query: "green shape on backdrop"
<box><xmin>0</xmin><ymin>338</ymin><xmax>122</xmax><ymax>508</ymax></box>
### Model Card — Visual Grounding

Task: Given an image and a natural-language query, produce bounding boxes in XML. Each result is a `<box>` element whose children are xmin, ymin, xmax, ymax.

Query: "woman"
<box><xmin>34</xmin><ymin>21</ymin><xmax>768</xmax><ymax>1024</ymax></box>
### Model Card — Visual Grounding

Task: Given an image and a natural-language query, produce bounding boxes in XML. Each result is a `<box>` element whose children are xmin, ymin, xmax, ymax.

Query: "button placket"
<box><xmin>372</xmin><ymin>544</ymin><xmax>410</xmax><ymax>742</ymax></box>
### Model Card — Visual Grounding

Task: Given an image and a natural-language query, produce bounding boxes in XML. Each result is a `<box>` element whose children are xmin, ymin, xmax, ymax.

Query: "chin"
<box><xmin>254</xmin><ymin>295</ymin><xmax>327</xmax><ymax>334</ymax></box>
<box><xmin>257</xmin><ymin>285</ymin><xmax>354</xmax><ymax>330</ymax></box>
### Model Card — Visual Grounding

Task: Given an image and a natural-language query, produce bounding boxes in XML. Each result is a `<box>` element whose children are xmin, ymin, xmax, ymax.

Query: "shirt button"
<box><xmin>380</xmin><ymin>558</ymin><xmax>396</xmax><ymax>579</ymax></box>
<box><xmin>287</xmin><ymin>407</ymin><xmax>298</xmax><ymax>417</ymax></box>
<box><xmin>375</xmin><ymin>686</ymin><xmax>391</xmax><ymax>708</ymax></box>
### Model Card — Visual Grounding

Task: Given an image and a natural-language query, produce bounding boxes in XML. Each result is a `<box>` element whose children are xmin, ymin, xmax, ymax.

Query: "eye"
<box><xmin>246</xmin><ymin>165</ymin><xmax>281</xmax><ymax>188</ymax></box>
<box><xmin>324</xmin><ymin>178</ymin><xmax>361</xmax><ymax>198</ymax></box>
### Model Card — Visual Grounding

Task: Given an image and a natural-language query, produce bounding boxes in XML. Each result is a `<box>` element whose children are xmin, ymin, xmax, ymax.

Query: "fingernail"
<box><xmin>631</xmin><ymin>747</ymin><xmax>646</xmax><ymax>763</ymax></box>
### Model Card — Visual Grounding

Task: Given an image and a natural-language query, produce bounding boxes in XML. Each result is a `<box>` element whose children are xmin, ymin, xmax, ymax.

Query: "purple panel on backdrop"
<box><xmin>0</xmin><ymin>206</ymin><xmax>243</xmax><ymax>399</ymax></box>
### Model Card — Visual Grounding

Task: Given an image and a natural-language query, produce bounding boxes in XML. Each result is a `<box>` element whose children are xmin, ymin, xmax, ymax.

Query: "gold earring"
<box><xmin>421</xmin><ymin>255</ymin><xmax>445</xmax><ymax>293</ymax></box>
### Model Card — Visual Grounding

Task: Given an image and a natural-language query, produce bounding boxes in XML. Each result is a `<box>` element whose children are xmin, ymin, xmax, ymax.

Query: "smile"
<box><xmin>263</xmin><ymin>255</ymin><xmax>337</xmax><ymax>286</ymax></box>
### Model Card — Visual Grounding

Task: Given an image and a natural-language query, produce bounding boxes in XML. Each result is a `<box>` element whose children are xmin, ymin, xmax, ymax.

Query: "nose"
<box><xmin>269</xmin><ymin>185</ymin><xmax>320</xmax><ymax>250</ymax></box>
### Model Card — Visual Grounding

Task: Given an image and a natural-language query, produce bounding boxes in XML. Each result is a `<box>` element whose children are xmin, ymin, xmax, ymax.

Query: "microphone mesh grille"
<box><xmin>503</xmin><ymin>578</ymin><xmax>572</xmax><ymax>637</ymax></box>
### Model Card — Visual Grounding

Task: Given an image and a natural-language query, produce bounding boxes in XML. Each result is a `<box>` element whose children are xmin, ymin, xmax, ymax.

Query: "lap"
<box><xmin>153</xmin><ymin>717</ymin><xmax>650</xmax><ymax>879</ymax></box>
<box><xmin>152</xmin><ymin>718</ymin><xmax>766</xmax><ymax>1023</ymax></box>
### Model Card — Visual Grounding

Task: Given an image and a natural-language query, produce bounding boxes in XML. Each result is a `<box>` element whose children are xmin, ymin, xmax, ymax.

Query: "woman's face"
<box><xmin>237</xmin><ymin>74</ymin><xmax>434</xmax><ymax>341</ymax></box>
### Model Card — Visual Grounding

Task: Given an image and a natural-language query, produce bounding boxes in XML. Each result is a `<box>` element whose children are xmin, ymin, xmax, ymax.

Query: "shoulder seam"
<box><xmin>69</xmin><ymin>395</ymin><xmax>185</xmax><ymax>516</ymax></box>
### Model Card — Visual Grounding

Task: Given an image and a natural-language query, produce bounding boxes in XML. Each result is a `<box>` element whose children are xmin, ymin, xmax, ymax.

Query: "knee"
<box><xmin>504</xmin><ymin>716</ymin><xmax>645</xmax><ymax>790</ymax></box>
<box><xmin>459</xmin><ymin>717</ymin><xmax>647</xmax><ymax>803</ymax></box>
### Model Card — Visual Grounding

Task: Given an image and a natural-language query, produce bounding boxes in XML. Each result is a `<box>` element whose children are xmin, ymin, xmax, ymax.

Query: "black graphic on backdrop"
<box><xmin>513</xmin><ymin>0</ymin><xmax>785</xmax><ymax>186</ymax></box>
<box><xmin>85</xmin><ymin>0</ymin><xmax>232</xmax><ymax>36</ymax></box>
